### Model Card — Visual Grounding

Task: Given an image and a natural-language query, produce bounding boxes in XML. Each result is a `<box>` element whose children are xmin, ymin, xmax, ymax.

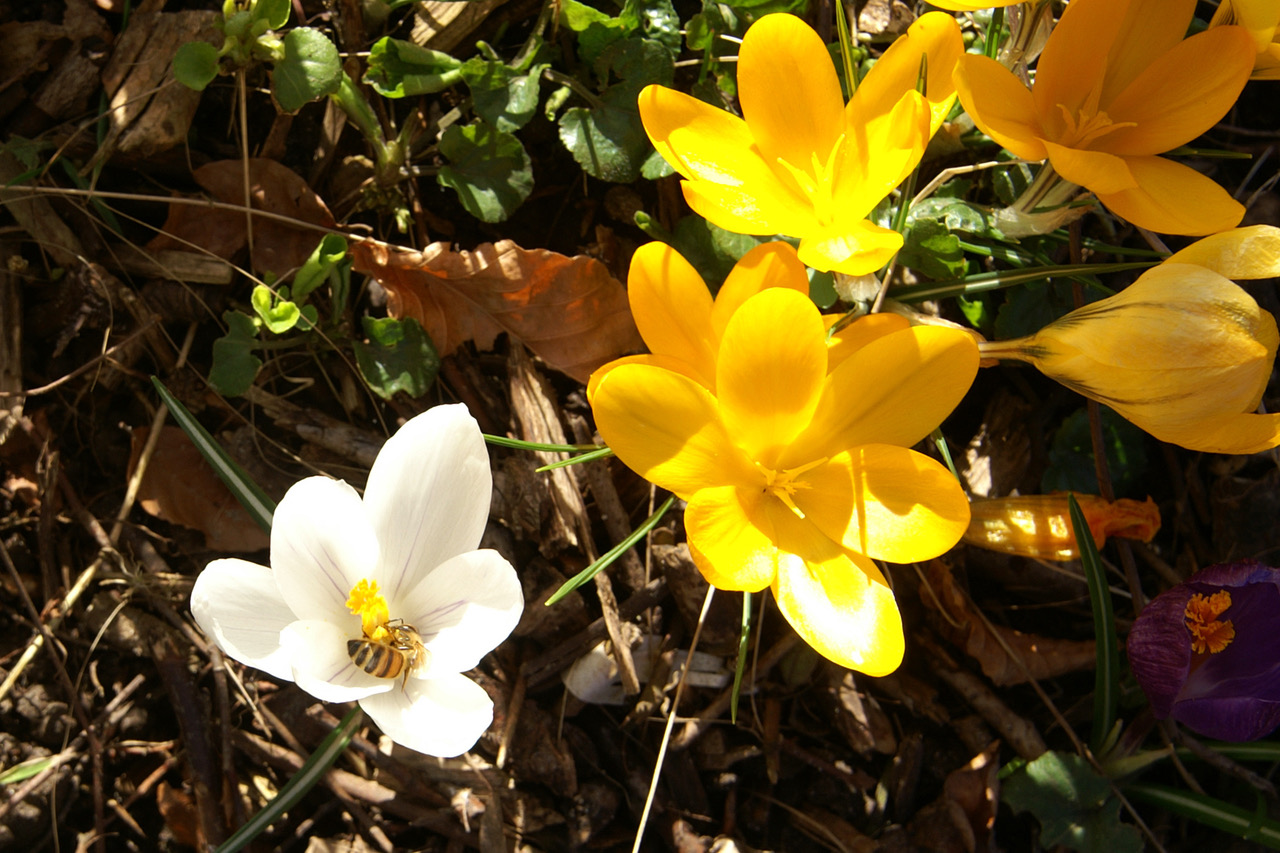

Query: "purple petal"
<box><xmin>1127</xmin><ymin>583</ymin><xmax>1195</xmax><ymax>718</ymax></box>
<box><xmin>1171</xmin><ymin>696</ymin><xmax>1280</xmax><ymax>743</ymax></box>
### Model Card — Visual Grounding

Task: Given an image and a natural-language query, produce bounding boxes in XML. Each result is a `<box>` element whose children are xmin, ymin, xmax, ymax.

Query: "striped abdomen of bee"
<box><xmin>347</xmin><ymin>620</ymin><xmax>429</xmax><ymax>685</ymax></box>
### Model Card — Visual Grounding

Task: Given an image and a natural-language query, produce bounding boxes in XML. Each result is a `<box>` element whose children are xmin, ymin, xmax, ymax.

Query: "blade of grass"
<box><xmin>536</xmin><ymin>446</ymin><xmax>615</xmax><ymax>472</ymax></box>
<box><xmin>216</xmin><ymin>706</ymin><xmax>363</xmax><ymax>853</ymax></box>
<box><xmin>483</xmin><ymin>434</ymin><xmax>601</xmax><ymax>453</ymax></box>
<box><xmin>892</xmin><ymin>260</ymin><xmax>1152</xmax><ymax>303</ymax></box>
<box><xmin>1069</xmin><ymin>493</ymin><xmax>1118</xmax><ymax>753</ymax></box>
<box><xmin>151</xmin><ymin>377</ymin><xmax>275</xmax><ymax>530</ymax></box>
<box><xmin>1125</xmin><ymin>783</ymin><xmax>1280</xmax><ymax>849</ymax></box>
<box><xmin>546</xmin><ymin>495</ymin><xmax>675</xmax><ymax>605</ymax></box>
<box><xmin>730</xmin><ymin>591</ymin><xmax>751</xmax><ymax>723</ymax></box>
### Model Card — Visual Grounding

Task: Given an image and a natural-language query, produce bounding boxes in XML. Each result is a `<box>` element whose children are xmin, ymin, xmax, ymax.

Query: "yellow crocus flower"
<box><xmin>589</xmin><ymin>243</ymin><xmax>978</xmax><ymax>674</ymax></box>
<box><xmin>1210</xmin><ymin>0</ymin><xmax>1280</xmax><ymax>79</ymax></box>
<box><xmin>638</xmin><ymin>12</ymin><xmax>962</xmax><ymax>275</ymax></box>
<box><xmin>981</xmin><ymin>227</ymin><xmax>1280</xmax><ymax>454</ymax></box>
<box><xmin>954</xmin><ymin>0</ymin><xmax>1255</xmax><ymax>235</ymax></box>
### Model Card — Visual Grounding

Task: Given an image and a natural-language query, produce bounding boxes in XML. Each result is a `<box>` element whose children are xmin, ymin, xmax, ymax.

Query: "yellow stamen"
<box><xmin>759</xmin><ymin>458</ymin><xmax>828</xmax><ymax>515</ymax></box>
<box><xmin>346</xmin><ymin>579</ymin><xmax>391</xmax><ymax>641</ymax></box>
<box><xmin>1184</xmin><ymin>591</ymin><xmax>1235</xmax><ymax>655</ymax></box>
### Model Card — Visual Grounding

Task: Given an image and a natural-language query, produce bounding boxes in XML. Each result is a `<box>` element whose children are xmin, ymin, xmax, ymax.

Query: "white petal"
<box><xmin>397</xmin><ymin>550</ymin><xmax>524</xmax><ymax>675</ymax></box>
<box><xmin>281</xmin><ymin>620</ymin><xmax>394</xmax><ymax>703</ymax></box>
<box><xmin>271</xmin><ymin>477</ymin><xmax>380</xmax><ymax>623</ymax></box>
<box><xmin>359</xmin><ymin>672</ymin><xmax>494</xmax><ymax>757</ymax></box>
<box><xmin>363</xmin><ymin>405</ymin><xmax>491</xmax><ymax>603</ymax></box>
<box><xmin>191</xmin><ymin>559</ymin><xmax>295</xmax><ymax>681</ymax></box>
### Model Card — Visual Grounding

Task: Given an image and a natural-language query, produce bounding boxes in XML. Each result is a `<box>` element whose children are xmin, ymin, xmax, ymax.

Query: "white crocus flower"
<box><xmin>191</xmin><ymin>404</ymin><xmax>523</xmax><ymax>757</ymax></box>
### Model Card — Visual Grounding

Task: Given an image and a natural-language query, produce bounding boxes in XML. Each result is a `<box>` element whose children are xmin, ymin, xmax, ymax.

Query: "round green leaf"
<box><xmin>437</xmin><ymin>121</ymin><xmax>533</xmax><ymax>223</ymax></box>
<box><xmin>173</xmin><ymin>41</ymin><xmax>220</xmax><ymax>91</ymax></box>
<box><xmin>272</xmin><ymin>28</ymin><xmax>342</xmax><ymax>113</ymax></box>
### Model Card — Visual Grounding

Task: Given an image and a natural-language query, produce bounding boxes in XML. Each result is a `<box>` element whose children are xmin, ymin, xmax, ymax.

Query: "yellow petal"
<box><xmin>1210</xmin><ymin>0</ymin><xmax>1280</xmax><ymax>50</ymax></box>
<box><xmin>1024</xmin><ymin>264</ymin><xmax>1279</xmax><ymax>444</ymax></box>
<box><xmin>953</xmin><ymin>56</ymin><xmax>1047</xmax><ymax>162</ymax></box>
<box><xmin>626</xmin><ymin>242</ymin><xmax>717</xmax><ymax>384</ymax></box>
<box><xmin>1165</xmin><ymin>225</ymin><xmax>1280</xmax><ymax>280</ymax></box>
<box><xmin>685</xmin><ymin>485</ymin><xmax>785</xmax><ymax>592</ymax></box>
<box><xmin>797</xmin><ymin>219</ymin><xmax>903</xmax><ymax>276</ymax></box>
<box><xmin>1103</xmin><ymin>27</ymin><xmax>1255</xmax><ymax>155</ymax></box>
<box><xmin>849</xmin><ymin>12</ymin><xmax>963</xmax><ymax>135</ymax></box>
<box><xmin>769</xmin><ymin>517</ymin><xmax>904</xmax><ymax>675</ymax></box>
<box><xmin>784</xmin><ymin>325</ymin><xmax>979</xmax><ymax>464</ymax></box>
<box><xmin>1152</xmin><ymin>412</ymin><xmax>1280</xmax><ymax>455</ymax></box>
<box><xmin>681</xmin><ymin>177</ymin><xmax>818</xmax><ymax>237</ymax></box>
<box><xmin>638</xmin><ymin>85</ymin><xmax>758</xmax><ymax>184</ymax></box>
<box><xmin>587</xmin><ymin>353</ymin><xmax>710</xmax><ymax>404</ymax></box>
<box><xmin>711</xmin><ymin>242</ymin><xmax>809</xmax><ymax>342</ymax></box>
<box><xmin>825</xmin><ymin>313</ymin><xmax>912</xmax><ymax>373</ymax></box>
<box><xmin>1031</xmin><ymin>0</ymin><xmax>1119</xmax><ymax>120</ymax></box>
<box><xmin>1042</xmin><ymin>141</ymin><xmax>1137</xmax><ymax>195</ymax></box>
<box><xmin>716</xmin><ymin>289</ymin><xmax>827</xmax><ymax>465</ymax></box>
<box><xmin>591</xmin><ymin>364</ymin><xmax>755</xmax><ymax>498</ymax></box>
<box><xmin>833</xmin><ymin>91</ymin><xmax>931</xmax><ymax>217</ymax></box>
<box><xmin>1094</xmin><ymin>155</ymin><xmax>1245</xmax><ymax>236</ymax></box>
<box><xmin>1098</xmin><ymin>0</ymin><xmax>1198</xmax><ymax>100</ymax></box>
<box><xmin>793</xmin><ymin>445</ymin><xmax>971</xmax><ymax>563</ymax></box>
<box><xmin>738</xmin><ymin>14</ymin><xmax>845</xmax><ymax>180</ymax></box>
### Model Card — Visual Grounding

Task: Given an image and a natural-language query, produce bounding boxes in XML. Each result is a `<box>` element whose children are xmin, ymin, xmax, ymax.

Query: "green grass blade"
<box><xmin>1125</xmin><ymin>782</ymin><xmax>1280</xmax><ymax>849</ymax></box>
<box><xmin>731</xmin><ymin>591</ymin><xmax>751</xmax><ymax>723</ymax></box>
<box><xmin>546</xmin><ymin>495</ymin><xmax>675</xmax><ymax>605</ymax></box>
<box><xmin>215</xmin><ymin>707</ymin><xmax>363</xmax><ymax>853</ymax></box>
<box><xmin>483</xmin><ymin>434</ymin><xmax>601</xmax><ymax>453</ymax></box>
<box><xmin>536</xmin><ymin>446</ymin><xmax>615</xmax><ymax>472</ymax></box>
<box><xmin>151</xmin><ymin>377</ymin><xmax>276</xmax><ymax>531</ymax></box>
<box><xmin>1068</xmin><ymin>493</ymin><xmax>1118</xmax><ymax>753</ymax></box>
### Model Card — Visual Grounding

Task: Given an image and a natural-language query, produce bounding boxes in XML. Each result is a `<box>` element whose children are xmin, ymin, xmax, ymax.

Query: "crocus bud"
<box><xmin>963</xmin><ymin>494</ymin><xmax>1160</xmax><ymax>560</ymax></box>
<box><xmin>981</xmin><ymin>227</ymin><xmax>1280</xmax><ymax>455</ymax></box>
<box><xmin>1127</xmin><ymin>561</ymin><xmax>1280</xmax><ymax>742</ymax></box>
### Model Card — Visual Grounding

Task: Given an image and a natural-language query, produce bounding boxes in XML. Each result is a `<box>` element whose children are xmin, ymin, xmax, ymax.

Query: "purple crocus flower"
<box><xmin>1127</xmin><ymin>561</ymin><xmax>1280</xmax><ymax>742</ymax></box>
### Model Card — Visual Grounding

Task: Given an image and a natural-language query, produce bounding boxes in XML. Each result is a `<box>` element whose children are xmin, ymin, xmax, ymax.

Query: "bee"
<box><xmin>347</xmin><ymin>619</ymin><xmax>429</xmax><ymax>687</ymax></box>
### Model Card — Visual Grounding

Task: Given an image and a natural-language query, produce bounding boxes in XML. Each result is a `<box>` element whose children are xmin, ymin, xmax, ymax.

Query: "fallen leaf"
<box><xmin>148</xmin><ymin>159</ymin><xmax>335</xmax><ymax>278</ymax></box>
<box><xmin>351</xmin><ymin>239</ymin><xmax>643</xmax><ymax>383</ymax></box>
<box><xmin>129</xmin><ymin>425</ymin><xmax>271</xmax><ymax>552</ymax></box>
<box><xmin>919</xmin><ymin>560</ymin><xmax>1097</xmax><ymax>686</ymax></box>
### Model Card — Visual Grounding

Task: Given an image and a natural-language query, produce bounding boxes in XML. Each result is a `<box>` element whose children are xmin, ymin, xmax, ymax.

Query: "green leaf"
<box><xmin>993</xmin><ymin>278</ymin><xmax>1109</xmax><ymax>341</ymax></box>
<box><xmin>547</xmin><ymin>496</ymin><xmax>676</xmax><ymax>605</ymax></box>
<box><xmin>0</xmin><ymin>756</ymin><xmax>56</xmax><ymax>785</ymax></box>
<box><xmin>252</xmin><ymin>0</ymin><xmax>291</xmax><ymax>29</ymax></box>
<box><xmin>293</xmin><ymin>234</ymin><xmax>348</xmax><ymax>303</ymax></box>
<box><xmin>173</xmin><ymin>41</ymin><xmax>220</xmax><ymax>91</ymax></box>
<box><xmin>366</xmin><ymin>37</ymin><xmax>464</xmax><ymax>98</ymax></box>
<box><xmin>437</xmin><ymin>121</ymin><xmax>533</xmax><ymax>222</ymax></box>
<box><xmin>209</xmin><ymin>310</ymin><xmax>263</xmax><ymax>397</ymax></box>
<box><xmin>272</xmin><ymin>28</ymin><xmax>343</xmax><ymax>112</ymax></box>
<box><xmin>670</xmin><ymin>215</ymin><xmax>762</xmax><ymax>287</ymax></box>
<box><xmin>1069</xmin><ymin>494</ymin><xmax>1120</xmax><ymax>754</ymax></box>
<box><xmin>898</xmin><ymin>219</ymin><xmax>966</xmax><ymax>280</ymax></box>
<box><xmin>992</xmin><ymin>160</ymin><xmax>1035</xmax><ymax>206</ymax></box>
<box><xmin>461</xmin><ymin>59</ymin><xmax>547</xmax><ymax>132</ymax></box>
<box><xmin>910</xmin><ymin>196</ymin><xmax>1003</xmax><ymax>239</ymax></box>
<box><xmin>629</xmin><ymin>0</ymin><xmax>682</xmax><ymax>56</ymax></box>
<box><xmin>151</xmin><ymin>377</ymin><xmax>276</xmax><ymax>530</ymax></box>
<box><xmin>1002</xmin><ymin>752</ymin><xmax>1143</xmax><ymax>853</ymax></box>
<box><xmin>352</xmin><ymin>316</ymin><xmax>440</xmax><ymax>400</ymax></box>
<box><xmin>1042</xmin><ymin>408</ymin><xmax>1148</xmax><ymax>497</ymax></box>
<box><xmin>1126</xmin><ymin>783</ymin><xmax>1280</xmax><ymax>850</ymax></box>
<box><xmin>251</xmin><ymin>284</ymin><xmax>302</xmax><ymax>333</ymax></box>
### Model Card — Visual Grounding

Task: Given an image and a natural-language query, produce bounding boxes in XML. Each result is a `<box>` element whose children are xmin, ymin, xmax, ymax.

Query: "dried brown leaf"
<box><xmin>351</xmin><ymin>240</ymin><xmax>643</xmax><ymax>383</ymax></box>
<box><xmin>919</xmin><ymin>560</ymin><xmax>1096</xmax><ymax>686</ymax></box>
<box><xmin>129</xmin><ymin>425</ymin><xmax>271</xmax><ymax>552</ymax></box>
<box><xmin>147</xmin><ymin>159</ymin><xmax>335</xmax><ymax>277</ymax></box>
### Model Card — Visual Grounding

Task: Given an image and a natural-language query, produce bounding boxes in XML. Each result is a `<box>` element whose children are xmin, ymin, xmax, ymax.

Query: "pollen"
<box><xmin>1184</xmin><ymin>590</ymin><xmax>1235</xmax><ymax>655</ymax></box>
<box><xmin>346</xmin><ymin>579</ymin><xmax>391</xmax><ymax>640</ymax></box>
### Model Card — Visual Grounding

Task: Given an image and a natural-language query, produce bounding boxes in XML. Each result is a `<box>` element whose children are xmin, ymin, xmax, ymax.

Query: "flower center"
<box><xmin>346</xmin><ymin>578</ymin><xmax>392</xmax><ymax>641</ymax></box>
<box><xmin>1184</xmin><ymin>590</ymin><xmax>1236</xmax><ymax>655</ymax></box>
<box><xmin>1052</xmin><ymin>69</ymin><xmax>1135</xmax><ymax>149</ymax></box>
<box><xmin>759</xmin><ymin>457</ymin><xmax>827</xmax><ymax>515</ymax></box>
<box><xmin>774</xmin><ymin>132</ymin><xmax>845</xmax><ymax>226</ymax></box>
